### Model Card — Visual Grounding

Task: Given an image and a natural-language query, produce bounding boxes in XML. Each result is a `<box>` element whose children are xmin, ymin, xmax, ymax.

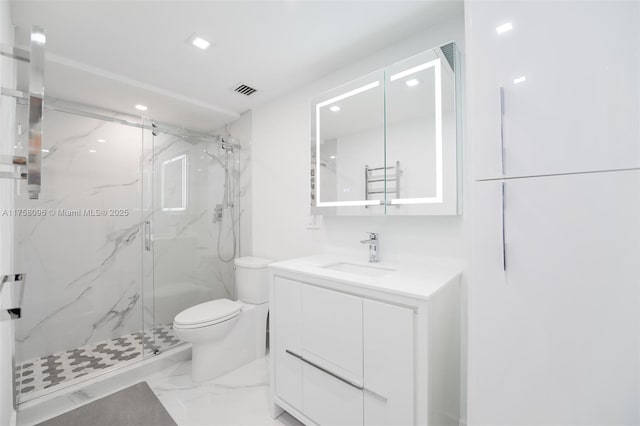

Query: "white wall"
<box><xmin>252</xmin><ymin>14</ymin><xmax>466</xmax><ymax>260</ymax></box>
<box><xmin>0</xmin><ymin>0</ymin><xmax>16</xmax><ymax>423</ymax></box>
<box><xmin>251</xmin><ymin>14</ymin><xmax>470</xmax><ymax>422</ymax></box>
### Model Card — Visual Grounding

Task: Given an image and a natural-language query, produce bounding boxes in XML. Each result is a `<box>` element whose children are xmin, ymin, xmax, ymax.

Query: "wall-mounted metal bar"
<box><xmin>395</xmin><ymin>160</ymin><xmax>400</xmax><ymax>200</ymax></box>
<box><xmin>367</xmin><ymin>165</ymin><xmax>395</xmax><ymax>172</ymax></box>
<box><xmin>27</xmin><ymin>26</ymin><xmax>45</xmax><ymax>200</ymax></box>
<box><xmin>364</xmin><ymin>164</ymin><xmax>369</xmax><ymax>204</ymax></box>
<box><xmin>0</xmin><ymin>89</ymin><xmax>224</xmax><ymax>144</ymax></box>
<box><xmin>365</xmin><ymin>161</ymin><xmax>400</xmax><ymax>208</ymax></box>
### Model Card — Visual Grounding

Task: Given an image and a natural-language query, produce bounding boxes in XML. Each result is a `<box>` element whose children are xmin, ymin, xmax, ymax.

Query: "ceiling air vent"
<box><xmin>233</xmin><ymin>83</ymin><xmax>257</xmax><ymax>96</ymax></box>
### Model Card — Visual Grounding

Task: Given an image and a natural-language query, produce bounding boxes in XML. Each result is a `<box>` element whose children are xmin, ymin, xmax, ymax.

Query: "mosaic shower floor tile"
<box><xmin>15</xmin><ymin>324</ymin><xmax>181</xmax><ymax>402</ymax></box>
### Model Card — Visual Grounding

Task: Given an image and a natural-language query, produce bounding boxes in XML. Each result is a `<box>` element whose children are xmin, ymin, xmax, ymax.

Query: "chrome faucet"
<box><xmin>360</xmin><ymin>232</ymin><xmax>379</xmax><ymax>263</ymax></box>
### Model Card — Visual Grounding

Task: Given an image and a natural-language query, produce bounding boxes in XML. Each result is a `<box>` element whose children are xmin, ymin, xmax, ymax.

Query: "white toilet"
<box><xmin>173</xmin><ymin>256</ymin><xmax>272</xmax><ymax>382</ymax></box>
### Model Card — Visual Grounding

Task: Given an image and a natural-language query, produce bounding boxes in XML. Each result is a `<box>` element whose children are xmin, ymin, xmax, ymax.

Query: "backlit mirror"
<box><xmin>311</xmin><ymin>70</ymin><xmax>385</xmax><ymax>215</ymax></box>
<box><xmin>311</xmin><ymin>42</ymin><xmax>460</xmax><ymax>215</ymax></box>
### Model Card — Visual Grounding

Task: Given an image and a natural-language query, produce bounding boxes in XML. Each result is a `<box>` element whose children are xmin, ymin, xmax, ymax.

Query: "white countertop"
<box><xmin>269</xmin><ymin>254</ymin><xmax>462</xmax><ymax>301</ymax></box>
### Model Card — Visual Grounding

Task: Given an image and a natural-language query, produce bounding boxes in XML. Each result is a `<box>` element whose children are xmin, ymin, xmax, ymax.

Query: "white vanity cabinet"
<box><xmin>268</xmin><ymin>257</ymin><xmax>461</xmax><ymax>426</ymax></box>
<box><xmin>467</xmin><ymin>1</ymin><xmax>640</xmax><ymax>180</ymax></box>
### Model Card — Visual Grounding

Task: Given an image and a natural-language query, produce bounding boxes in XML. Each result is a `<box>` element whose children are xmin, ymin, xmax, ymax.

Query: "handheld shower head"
<box><xmin>203</xmin><ymin>150</ymin><xmax>227</xmax><ymax>170</ymax></box>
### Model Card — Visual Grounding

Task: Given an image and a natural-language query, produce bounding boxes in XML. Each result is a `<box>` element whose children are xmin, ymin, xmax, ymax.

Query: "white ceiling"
<box><xmin>11</xmin><ymin>0</ymin><xmax>463</xmax><ymax>133</ymax></box>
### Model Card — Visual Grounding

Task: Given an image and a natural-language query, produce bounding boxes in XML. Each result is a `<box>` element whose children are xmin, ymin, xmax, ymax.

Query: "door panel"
<box><xmin>468</xmin><ymin>1</ymin><xmax>640</xmax><ymax>179</ymax></box>
<box><xmin>363</xmin><ymin>300</ymin><xmax>414</xmax><ymax>426</ymax></box>
<box><xmin>273</xmin><ymin>277</ymin><xmax>303</xmax><ymax>411</ymax></box>
<box><xmin>302</xmin><ymin>284</ymin><xmax>363</xmax><ymax>384</ymax></box>
<box><xmin>470</xmin><ymin>171</ymin><xmax>640</xmax><ymax>425</ymax></box>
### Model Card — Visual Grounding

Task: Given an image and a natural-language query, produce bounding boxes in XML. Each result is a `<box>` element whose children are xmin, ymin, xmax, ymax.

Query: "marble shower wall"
<box><xmin>215</xmin><ymin>111</ymin><xmax>252</xmax><ymax>258</ymax></box>
<box><xmin>14</xmin><ymin>110</ymin><xmax>145</xmax><ymax>362</ymax></box>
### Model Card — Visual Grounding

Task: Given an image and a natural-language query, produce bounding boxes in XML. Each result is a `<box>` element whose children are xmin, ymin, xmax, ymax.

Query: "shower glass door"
<box><xmin>9</xmin><ymin>107</ymin><xmax>147</xmax><ymax>403</ymax></box>
<box><xmin>147</xmin><ymin>131</ymin><xmax>237</xmax><ymax>344</ymax></box>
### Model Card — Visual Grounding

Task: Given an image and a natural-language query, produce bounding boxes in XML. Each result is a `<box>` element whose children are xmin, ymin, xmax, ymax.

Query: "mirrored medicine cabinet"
<box><xmin>310</xmin><ymin>42</ymin><xmax>461</xmax><ymax>216</ymax></box>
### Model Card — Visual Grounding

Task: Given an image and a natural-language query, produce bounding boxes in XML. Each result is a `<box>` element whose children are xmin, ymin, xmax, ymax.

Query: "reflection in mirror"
<box><xmin>311</xmin><ymin>71</ymin><xmax>385</xmax><ymax>214</ymax></box>
<box><xmin>161</xmin><ymin>154</ymin><xmax>188</xmax><ymax>211</ymax></box>
<box><xmin>385</xmin><ymin>43</ymin><xmax>458</xmax><ymax>214</ymax></box>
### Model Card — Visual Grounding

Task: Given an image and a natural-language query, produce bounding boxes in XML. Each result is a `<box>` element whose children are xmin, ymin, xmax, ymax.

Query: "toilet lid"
<box><xmin>174</xmin><ymin>299</ymin><xmax>242</xmax><ymax>327</ymax></box>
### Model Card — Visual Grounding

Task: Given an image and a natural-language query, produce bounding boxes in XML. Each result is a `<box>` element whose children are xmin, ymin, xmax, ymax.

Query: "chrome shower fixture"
<box><xmin>202</xmin><ymin>149</ymin><xmax>227</xmax><ymax>170</ymax></box>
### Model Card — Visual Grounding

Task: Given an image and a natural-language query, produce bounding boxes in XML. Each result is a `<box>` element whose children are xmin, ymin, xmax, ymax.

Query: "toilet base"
<box><xmin>191</xmin><ymin>302</ymin><xmax>269</xmax><ymax>382</ymax></box>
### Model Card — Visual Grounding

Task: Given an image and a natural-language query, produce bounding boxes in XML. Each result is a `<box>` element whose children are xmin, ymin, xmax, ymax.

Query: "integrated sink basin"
<box><xmin>321</xmin><ymin>262</ymin><xmax>396</xmax><ymax>277</ymax></box>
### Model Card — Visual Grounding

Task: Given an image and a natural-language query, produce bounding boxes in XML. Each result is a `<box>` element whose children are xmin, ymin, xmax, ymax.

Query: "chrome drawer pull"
<box><xmin>285</xmin><ymin>349</ymin><xmax>363</xmax><ymax>391</ymax></box>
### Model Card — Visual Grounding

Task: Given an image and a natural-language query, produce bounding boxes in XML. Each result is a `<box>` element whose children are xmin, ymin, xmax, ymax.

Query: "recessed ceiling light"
<box><xmin>97</xmin><ymin>139</ymin><xmax>106</xmax><ymax>143</ymax></box>
<box><xmin>186</xmin><ymin>33</ymin><xmax>212</xmax><ymax>51</ymax></box>
<box><xmin>513</xmin><ymin>75</ymin><xmax>527</xmax><ymax>84</ymax></box>
<box><xmin>406</xmin><ymin>78</ymin><xmax>420</xmax><ymax>87</ymax></box>
<box><xmin>41</xmin><ymin>149</ymin><xmax>49</xmax><ymax>153</ymax></box>
<box><xmin>135</xmin><ymin>104</ymin><xmax>148</xmax><ymax>111</ymax></box>
<box><xmin>89</xmin><ymin>149</ymin><xmax>97</xmax><ymax>153</ymax></box>
<box><xmin>329</xmin><ymin>105</ymin><xmax>341</xmax><ymax>112</ymax></box>
<box><xmin>496</xmin><ymin>22</ymin><xmax>513</xmax><ymax>34</ymax></box>
<box><xmin>329</xmin><ymin>155</ymin><xmax>336</xmax><ymax>159</ymax></box>
<box><xmin>191</xmin><ymin>36</ymin><xmax>211</xmax><ymax>50</ymax></box>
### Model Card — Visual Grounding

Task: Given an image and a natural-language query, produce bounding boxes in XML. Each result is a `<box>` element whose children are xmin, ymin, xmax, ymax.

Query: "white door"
<box><xmin>363</xmin><ymin>299</ymin><xmax>414</xmax><ymax>426</ymax></box>
<box><xmin>469</xmin><ymin>170</ymin><xmax>640</xmax><ymax>425</ymax></box>
<box><xmin>302</xmin><ymin>284</ymin><xmax>363</xmax><ymax>385</ymax></box>
<box><xmin>467</xmin><ymin>1</ymin><xmax>640</xmax><ymax>179</ymax></box>
<box><xmin>273</xmin><ymin>277</ymin><xmax>303</xmax><ymax>411</ymax></box>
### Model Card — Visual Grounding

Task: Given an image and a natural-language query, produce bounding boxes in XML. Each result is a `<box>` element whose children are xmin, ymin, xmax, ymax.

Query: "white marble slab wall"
<box><xmin>215</xmin><ymin>111</ymin><xmax>252</xmax><ymax>258</ymax></box>
<box><xmin>14</xmin><ymin>110</ymin><xmax>145</xmax><ymax>362</ymax></box>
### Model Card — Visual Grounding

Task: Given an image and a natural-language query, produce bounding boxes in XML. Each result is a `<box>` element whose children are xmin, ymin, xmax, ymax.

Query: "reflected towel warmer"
<box><xmin>364</xmin><ymin>160</ymin><xmax>399</xmax><ymax>207</ymax></box>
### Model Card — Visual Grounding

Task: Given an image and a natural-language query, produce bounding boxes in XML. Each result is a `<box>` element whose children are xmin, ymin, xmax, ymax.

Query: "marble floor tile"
<box><xmin>146</xmin><ymin>356</ymin><xmax>302</xmax><ymax>426</ymax></box>
<box><xmin>19</xmin><ymin>352</ymin><xmax>302</xmax><ymax>426</ymax></box>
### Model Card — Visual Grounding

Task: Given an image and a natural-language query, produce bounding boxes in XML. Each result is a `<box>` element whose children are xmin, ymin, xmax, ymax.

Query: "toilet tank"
<box><xmin>234</xmin><ymin>257</ymin><xmax>272</xmax><ymax>304</ymax></box>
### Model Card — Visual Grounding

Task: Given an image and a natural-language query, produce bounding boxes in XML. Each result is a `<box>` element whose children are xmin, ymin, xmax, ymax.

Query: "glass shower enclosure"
<box><xmin>0</xmin><ymin>25</ymin><xmax>240</xmax><ymax>405</ymax></box>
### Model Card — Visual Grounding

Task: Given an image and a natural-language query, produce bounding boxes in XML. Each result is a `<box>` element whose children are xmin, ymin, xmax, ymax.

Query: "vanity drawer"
<box><xmin>302</xmin><ymin>362</ymin><xmax>364</xmax><ymax>426</ymax></box>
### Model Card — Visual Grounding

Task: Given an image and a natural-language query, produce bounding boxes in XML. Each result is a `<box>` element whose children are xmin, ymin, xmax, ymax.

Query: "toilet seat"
<box><xmin>174</xmin><ymin>299</ymin><xmax>242</xmax><ymax>329</ymax></box>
